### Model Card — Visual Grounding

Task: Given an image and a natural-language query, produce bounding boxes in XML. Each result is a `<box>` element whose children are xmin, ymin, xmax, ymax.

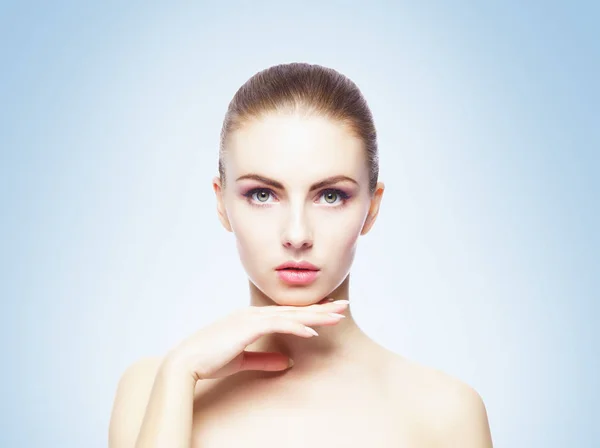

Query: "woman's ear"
<box><xmin>213</xmin><ymin>176</ymin><xmax>233</xmax><ymax>232</ymax></box>
<box><xmin>360</xmin><ymin>182</ymin><xmax>385</xmax><ymax>236</ymax></box>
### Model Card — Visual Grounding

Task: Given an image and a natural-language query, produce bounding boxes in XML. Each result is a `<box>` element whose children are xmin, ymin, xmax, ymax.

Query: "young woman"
<box><xmin>108</xmin><ymin>62</ymin><xmax>494</xmax><ymax>447</ymax></box>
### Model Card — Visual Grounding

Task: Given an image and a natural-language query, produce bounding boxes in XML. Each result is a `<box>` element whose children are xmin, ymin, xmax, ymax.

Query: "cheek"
<box><xmin>230</xmin><ymin>209</ymin><xmax>278</xmax><ymax>264</ymax></box>
<box><xmin>229</xmin><ymin>202</ymin><xmax>273</xmax><ymax>236</ymax></box>
<box><xmin>235</xmin><ymin>225</ymin><xmax>270</xmax><ymax>254</ymax></box>
<box><xmin>319</xmin><ymin>215</ymin><xmax>364</xmax><ymax>261</ymax></box>
<box><xmin>323</xmin><ymin>207</ymin><xmax>365</xmax><ymax>240</ymax></box>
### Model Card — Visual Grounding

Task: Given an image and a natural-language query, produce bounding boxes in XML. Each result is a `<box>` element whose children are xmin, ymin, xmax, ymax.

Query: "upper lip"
<box><xmin>276</xmin><ymin>260</ymin><xmax>320</xmax><ymax>271</ymax></box>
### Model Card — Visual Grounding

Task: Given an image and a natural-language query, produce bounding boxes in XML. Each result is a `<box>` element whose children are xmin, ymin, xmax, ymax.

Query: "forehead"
<box><xmin>226</xmin><ymin>113</ymin><xmax>367</xmax><ymax>184</ymax></box>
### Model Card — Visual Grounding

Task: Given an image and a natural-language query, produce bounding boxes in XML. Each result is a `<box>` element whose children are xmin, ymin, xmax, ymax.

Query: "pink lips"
<box><xmin>275</xmin><ymin>260</ymin><xmax>320</xmax><ymax>285</ymax></box>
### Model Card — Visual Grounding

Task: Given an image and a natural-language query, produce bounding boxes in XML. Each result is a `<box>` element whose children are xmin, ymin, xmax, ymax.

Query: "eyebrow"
<box><xmin>235</xmin><ymin>174</ymin><xmax>359</xmax><ymax>191</ymax></box>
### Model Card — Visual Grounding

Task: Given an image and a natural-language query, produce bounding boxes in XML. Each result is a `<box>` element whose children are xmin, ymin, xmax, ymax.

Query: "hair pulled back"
<box><xmin>219</xmin><ymin>62</ymin><xmax>379</xmax><ymax>195</ymax></box>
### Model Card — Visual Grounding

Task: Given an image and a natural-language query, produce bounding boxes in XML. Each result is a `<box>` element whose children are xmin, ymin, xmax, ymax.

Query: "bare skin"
<box><xmin>189</xmin><ymin>280</ymin><xmax>493</xmax><ymax>447</ymax></box>
<box><xmin>109</xmin><ymin>288</ymin><xmax>492</xmax><ymax>447</ymax></box>
<box><xmin>108</xmin><ymin>112</ymin><xmax>493</xmax><ymax>447</ymax></box>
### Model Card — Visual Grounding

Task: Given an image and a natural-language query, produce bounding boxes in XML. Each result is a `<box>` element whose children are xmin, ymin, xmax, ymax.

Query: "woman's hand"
<box><xmin>161</xmin><ymin>298</ymin><xmax>349</xmax><ymax>382</ymax></box>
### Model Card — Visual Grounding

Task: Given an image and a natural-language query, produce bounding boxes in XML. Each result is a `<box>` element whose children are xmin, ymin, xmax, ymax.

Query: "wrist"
<box><xmin>159</xmin><ymin>351</ymin><xmax>197</xmax><ymax>387</ymax></box>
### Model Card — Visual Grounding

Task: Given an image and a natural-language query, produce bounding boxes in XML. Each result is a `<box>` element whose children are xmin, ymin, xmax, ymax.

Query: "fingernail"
<box><xmin>288</xmin><ymin>358</ymin><xmax>295</xmax><ymax>368</ymax></box>
<box><xmin>305</xmin><ymin>326</ymin><xmax>319</xmax><ymax>336</ymax></box>
<box><xmin>329</xmin><ymin>313</ymin><xmax>346</xmax><ymax>318</ymax></box>
<box><xmin>333</xmin><ymin>300</ymin><xmax>350</xmax><ymax>304</ymax></box>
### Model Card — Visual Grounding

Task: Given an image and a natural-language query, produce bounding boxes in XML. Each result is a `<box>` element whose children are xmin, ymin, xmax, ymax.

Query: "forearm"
<box><xmin>135</xmin><ymin>358</ymin><xmax>197</xmax><ymax>448</ymax></box>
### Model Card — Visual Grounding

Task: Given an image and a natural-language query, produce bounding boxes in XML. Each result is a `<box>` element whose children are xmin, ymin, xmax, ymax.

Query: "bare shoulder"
<box><xmin>108</xmin><ymin>356</ymin><xmax>164</xmax><ymax>448</ymax></box>
<box><xmin>387</xmin><ymin>355</ymin><xmax>493</xmax><ymax>447</ymax></box>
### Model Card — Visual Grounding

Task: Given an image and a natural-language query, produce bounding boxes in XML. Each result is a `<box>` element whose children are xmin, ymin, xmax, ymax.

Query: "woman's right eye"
<box><xmin>244</xmin><ymin>188</ymin><xmax>274</xmax><ymax>204</ymax></box>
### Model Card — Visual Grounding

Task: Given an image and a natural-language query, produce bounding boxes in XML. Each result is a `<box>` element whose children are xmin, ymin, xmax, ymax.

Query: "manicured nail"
<box><xmin>329</xmin><ymin>313</ymin><xmax>346</xmax><ymax>318</ymax></box>
<box><xmin>305</xmin><ymin>326</ymin><xmax>319</xmax><ymax>336</ymax></box>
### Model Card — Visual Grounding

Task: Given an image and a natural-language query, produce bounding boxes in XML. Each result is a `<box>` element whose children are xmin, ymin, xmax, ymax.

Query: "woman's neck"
<box><xmin>246</xmin><ymin>275</ymin><xmax>374</xmax><ymax>373</ymax></box>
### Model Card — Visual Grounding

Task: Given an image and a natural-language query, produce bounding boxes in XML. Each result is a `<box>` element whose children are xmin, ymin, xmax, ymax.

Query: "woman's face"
<box><xmin>214</xmin><ymin>112</ymin><xmax>384</xmax><ymax>306</ymax></box>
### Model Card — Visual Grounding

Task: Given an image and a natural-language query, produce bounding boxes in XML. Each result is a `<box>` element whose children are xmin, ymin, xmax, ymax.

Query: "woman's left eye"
<box><xmin>318</xmin><ymin>189</ymin><xmax>349</xmax><ymax>205</ymax></box>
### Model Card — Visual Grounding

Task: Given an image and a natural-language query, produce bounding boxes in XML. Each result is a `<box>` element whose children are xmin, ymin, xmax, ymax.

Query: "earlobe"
<box><xmin>217</xmin><ymin>205</ymin><xmax>233</xmax><ymax>233</ymax></box>
<box><xmin>360</xmin><ymin>212</ymin><xmax>377</xmax><ymax>235</ymax></box>
<box><xmin>213</xmin><ymin>176</ymin><xmax>233</xmax><ymax>233</ymax></box>
<box><xmin>360</xmin><ymin>182</ymin><xmax>384</xmax><ymax>236</ymax></box>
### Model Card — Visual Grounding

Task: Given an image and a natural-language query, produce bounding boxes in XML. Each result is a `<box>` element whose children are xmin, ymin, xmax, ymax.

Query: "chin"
<box><xmin>250</xmin><ymin>277</ymin><xmax>330</xmax><ymax>306</ymax></box>
<box><xmin>270</xmin><ymin>287</ymin><xmax>327</xmax><ymax>306</ymax></box>
<box><xmin>272</xmin><ymin>295</ymin><xmax>324</xmax><ymax>307</ymax></box>
<box><xmin>247</xmin><ymin>265</ymin><xmax>350</xmax><ymax>306</ymax></box>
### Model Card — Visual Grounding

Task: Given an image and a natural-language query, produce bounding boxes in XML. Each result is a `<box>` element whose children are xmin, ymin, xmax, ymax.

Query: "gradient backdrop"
<box><xmin>1</xmin><ymin>1</ymin><xmax>598</xmax><ymax>447</ymax></box>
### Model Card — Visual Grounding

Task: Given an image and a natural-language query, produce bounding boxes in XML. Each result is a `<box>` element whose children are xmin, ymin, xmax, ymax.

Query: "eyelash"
<box><xmin>242</xmin><ymin>188</ymin><xmax>351</xmax><ymax>208</ymax></box>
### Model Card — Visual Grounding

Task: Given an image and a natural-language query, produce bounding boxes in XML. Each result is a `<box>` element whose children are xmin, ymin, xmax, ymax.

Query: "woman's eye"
<box><xmin>319</xmin><ymin>189</ymin><xmax>349</xmax><ymax>205</ymax></box>
<box><xmin>321</xmin><ymin>191</ymin><xmax>340</xmax><ymax>204</ymax></box>
<box><xmin>244</xmin><ymin>188</ymin><xmax>349</xmax><ymax>206</ymax></box>
<box><xmin>252</xmin><ymin>190</ymin><xmax>272</xmax><ymax>203</ymax></box>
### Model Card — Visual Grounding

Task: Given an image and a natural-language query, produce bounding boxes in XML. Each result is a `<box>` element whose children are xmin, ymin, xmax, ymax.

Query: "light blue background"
<box><xmin>1</xmin><ymin>1</ymin><xmax>598</xmax><ymax>446</ymax></box>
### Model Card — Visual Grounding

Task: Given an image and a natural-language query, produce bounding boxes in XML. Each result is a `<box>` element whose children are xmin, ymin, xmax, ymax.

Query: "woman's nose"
<box><xmin>281</xmin><ymin>212</ymin><xmax>313</xmax><ymax>249</ymax></box>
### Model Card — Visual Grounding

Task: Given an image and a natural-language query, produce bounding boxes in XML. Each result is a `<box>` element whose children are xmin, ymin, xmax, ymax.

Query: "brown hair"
<box><xmin>218</xmin><ymin>62</ymin><xmax>379</xmax><ymax>195</ymax></box>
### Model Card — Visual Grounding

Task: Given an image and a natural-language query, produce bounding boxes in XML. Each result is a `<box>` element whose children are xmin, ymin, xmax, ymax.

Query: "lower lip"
<box><xmin>276</xmin><ymin>269</ymin><xmax>320</xmax><ymax>285</ymax></box>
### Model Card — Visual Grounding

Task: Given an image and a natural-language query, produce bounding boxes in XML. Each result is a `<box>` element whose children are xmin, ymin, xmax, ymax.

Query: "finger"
<box><xmin>238</xmin><ymin>315</ymin><xmax>318</xmax><ymax>348</ymax></box>
<box><xmin>238</xmin><ymin>351</ymin><xmax>292</xmax><ymax>372</ymax></box>
<box><xmin>274</xmin><ymin>309</ymin><xmax>346</xmax><ymax>326</ymax></box>
<box><xmin>258</xmin><ymin>300</ymin><xmax>349</xmax><ymax>314</ymax></box>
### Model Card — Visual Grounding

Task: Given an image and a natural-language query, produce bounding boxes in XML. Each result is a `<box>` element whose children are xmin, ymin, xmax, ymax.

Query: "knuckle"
<box><xmin>265</xmin><ymin>314</ymin><xmax>283</xmax><ymax>325</ymax></box>
<box><xmin>251</xmin><ymin>313</ymin><xmax>277</xmax><ymax>331</ymax></box>
<box><xmin>265</xmin><ymin>315</ymin><xmax>290</xmax><ymax>330</ymax></box>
